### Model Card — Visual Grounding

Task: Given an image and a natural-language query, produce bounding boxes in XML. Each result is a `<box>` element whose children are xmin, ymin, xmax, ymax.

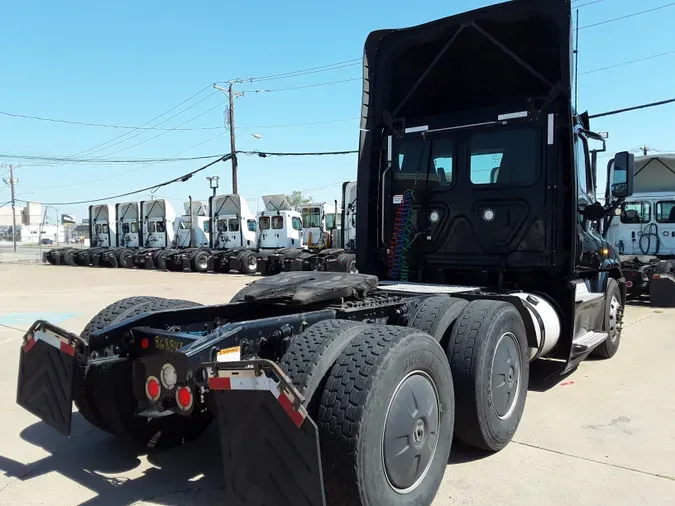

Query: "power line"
<box><xmin>29</xmin><ymin>132</ymin><xmax>227</xmax><ymax>189</ymax></box>
<box><xmin>589</xmin><ymin>97</ymin><xmax>675</xmax><ymax>119</ymax></box>
<box><xmin>80</xmin><ymin>92</ymin><xmax>222</xmax><ymax>160</ymax></box>
<box><xmin>219</xmin><ymin>59</ymin><xmax>361</xmax><ymax>84</ymax></box>
<box><xmin>241</xmin><ymin>77</ymin><xmax>361</xmax><ymax>93</ymax></box>
<box><xmin>580</xmin><ymin>49</ymin><xmax>675</xmax><ymax>75</ymax></box>
<box><xmin>88</xmin><ymin>100</ymin><xmax>225</xmax><ymax>160</ymax></box>
<box><xmin>59</xmin><ymin>85</ymin><xmax>216</xmax><ymax>161</ymax></box>
<box><xmin>240</xmin><ymin>149</ymin><xmax>358</xmax><ymax>157</ymax></box>
<box><xmin>0</xmin><ymin>110</ymin><xmax>224</xmax><ymax>131</ymax></box>
<box><xmin>237</xmin><ymin>116</ymin><xmax>359</xmax><ymax>130</ymax></box>
<box><xmin>580</xmin><ymin>2</ymin><xmax>675</xmax><ymax>29</ymax></box>
<box><xmin>0</xmin><ymin>152</ymin><xmax>223</xmax><ymax>164</ymax></box>
<box><xmin>573</xmin><ymin>0</ymin><xmax>609</xmax><ymax>8</ymax></box>
<box><xmin>16</xmin><ymin>155</ymin><xmax>230</xmax><ymax>206</ymax></box>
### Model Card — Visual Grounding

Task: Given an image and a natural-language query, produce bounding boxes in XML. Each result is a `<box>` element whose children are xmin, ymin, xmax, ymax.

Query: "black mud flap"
<box><xmin>207</xmin><ymin>360</ymin><xmax>326</xmax><ymax>506</ymax></box>
<box><xmin>16</xmin><ymin>321</ymin><xmax>81</xmax><ymax>436</ymax></box>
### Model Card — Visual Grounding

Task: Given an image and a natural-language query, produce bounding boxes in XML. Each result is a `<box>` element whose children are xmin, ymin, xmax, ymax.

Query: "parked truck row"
<box><xmin>604</xmin><ymin>153</ymin><xmax>675</xmax><ymax>306</ymax></box>
<box><xmin>43</xmin><ymin>182</ymin><xmax>358</xmax><ymax>276</ymax></box>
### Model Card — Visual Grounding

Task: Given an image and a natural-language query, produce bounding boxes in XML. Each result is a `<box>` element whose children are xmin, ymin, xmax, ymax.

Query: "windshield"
<box><xmin>272</xmin><ymin>216</ymin><xmax>284</xmax><ymax>229</ymax></box>
<box><xmin>302</xmin><ymin>207</ymin><xmax>321</xmax><ymax>228</ymax></box>
<box><xmin>656</xmin><ymin>201</ymin><xmax>675</xmax><ymax>224</ymax></box>
<box><xmin>325</xmin><ymin>213</ymin><xmax>336</xmax><ymax>229</ymax></box>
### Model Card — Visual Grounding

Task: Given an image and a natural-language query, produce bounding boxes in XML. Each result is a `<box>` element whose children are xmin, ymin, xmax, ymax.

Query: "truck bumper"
<box><xmin>16</xmin><ymin>321</ymin><xmax>84</xmax><ymax>436</ymax></box>
<box><xmin>206</xmin><ymin>359</ymin><xmax>326</xmax><ymax>505</ymax></box>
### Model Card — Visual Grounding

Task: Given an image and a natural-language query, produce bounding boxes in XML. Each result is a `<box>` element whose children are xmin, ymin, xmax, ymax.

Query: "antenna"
<box><xmin>574</xmin><ymin>8</ymin><xmax>580</xmax><ymax>112</ymax></box>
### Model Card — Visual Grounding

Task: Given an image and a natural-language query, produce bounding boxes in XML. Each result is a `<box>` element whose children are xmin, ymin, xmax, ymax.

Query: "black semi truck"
<box><xmin>16</xmin><ymin>1</ymin><xmax>635</xmax><ymax>505</ymax></box>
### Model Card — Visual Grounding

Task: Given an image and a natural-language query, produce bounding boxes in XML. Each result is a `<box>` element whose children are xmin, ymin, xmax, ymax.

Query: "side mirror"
<box><xmin>609</xmin><ymin>151</ymin><xmax>635</xmax><ymax>199</ymax></box>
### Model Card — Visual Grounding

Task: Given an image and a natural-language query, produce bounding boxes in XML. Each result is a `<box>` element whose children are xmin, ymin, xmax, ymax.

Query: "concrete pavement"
<box><xmin>0</xmin><ymin>263</ymin><xmax>673</xmax><ymax>505</ymax></box>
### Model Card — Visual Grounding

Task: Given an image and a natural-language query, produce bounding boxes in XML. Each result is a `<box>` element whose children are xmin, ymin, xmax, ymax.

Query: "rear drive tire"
<box><xmin>76</xmin><ymin>297</ymin><xmax>213</xmax><ymax>449</ymax></box>
<box><xmin>115</xmin><ymin>248</ymin><xmax>134</xmax><ymax>268</ymax></box>
<box><xmin>408</xmin><ymin>295</ymin><xmax>468</xmax><ymax>347</ymax></box>
<box><xmin>63</xmin><ymin>249</ymin><xmax>77</xmax><ymax>266</ymax></box>
<box><xmin>238</xmin><ymin>251</ymin><xmax>257</xmax><ymax>275</ymax></box>
<box><xmin>190</xmin><ymin>250</ymin><xmax>210</xmax><ymax>272</ymax></box>
<box><xmin>318</xmin><ymin>325</ymin><xmax>454</xmax><ymax>506</ymax></box>
<box><xmin>279</xmin><ymin>320</ymin><xmax>367</xmax><ymax>416</ymax></box>
<box><xmin>446</xmin><ymin>299</ymin><xmax>529</xmax><ymax>452</ymax></box>
<box><xmin>590</xmin><ymin>278</ymin><xmax>623</xmax><ymax>359</ymax></box>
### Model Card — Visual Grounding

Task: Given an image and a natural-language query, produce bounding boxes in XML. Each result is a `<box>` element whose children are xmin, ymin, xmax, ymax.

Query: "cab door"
<box><xmin>656</xmin><ymin>200</ymin><xmax>675</xmax><ymax>255</ymax></box>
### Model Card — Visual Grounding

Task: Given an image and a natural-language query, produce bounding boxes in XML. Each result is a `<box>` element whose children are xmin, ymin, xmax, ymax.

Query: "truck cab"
<box><xmin>89</xmin><ymin>204</ymin><xmax>116</xmax><ymax>248</ymax></box>
<box><xmin>341</xmin><ymin>180</ymin><xmax>357</xmax><ymax>251</ymax></box>
<box><xmin>174</xmin><ymin>200</ymin><xmax>210</xmax><ymax>249</ymax></box>
<box><xmin>257</xmin><ymin>194</ymin><xmax>303</xmax><ymax>249</ymax></box>
<box><xmin>300</xmin><ymin>202</ymin><xmax>340</xmax><ymax>249</ymax></box>
<box><xmin>115</xmin><ymin>201</ymin><xmax>141</xmax><ymax>248</ymax></box>
<box><xmin>210</xmin><ymin>194</ymin><xmax>257</xmax><ymax>250</ymax></box>
<box><xmin>140</xmin><ymin>199</ymin><xmax>175</xmax><ymax>249</ymax></box>
<box><xmin>606</xmin><ymin>153</ymin><xmax>675</xmax><ymax>257</ymax></box>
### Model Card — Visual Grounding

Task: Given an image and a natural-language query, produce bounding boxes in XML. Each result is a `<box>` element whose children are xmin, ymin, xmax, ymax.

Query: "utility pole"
<box><xmin>213</xmin><ymin>83</ymin><xmax>240</xmax><ymax>194</ymax></box>
<box><xmin>2</xmin><ymin>164</ymin><xmax>19</xmax><ymax>252</ymax></box>
<box><xmin>228</xmin><ymin>83</ymin><xmax>238</xmax><ymax>194</ymax></box>
<box><xmin>640</xmin><ymin>146</ymin><xmax>649</xmax><ymax>155</ymax></box>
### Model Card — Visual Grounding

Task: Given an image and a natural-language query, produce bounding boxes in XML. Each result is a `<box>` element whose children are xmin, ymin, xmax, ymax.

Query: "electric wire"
<box><xmin>0</xmin><ymin>110</ymin><xmax>224</xmax><ymax>131</ymax></box>
<box><xmin>580</xmin><ymin>2</ymin><xmax>675</xmax><ymax>29</ymax></box>
<box><xmin>15</xmin><ymin>155</ymin><xmax>230</xmax><ymax>206</ymax></box>
<box><xmin>580</xmin><ymin>49</ymin><xmax>675</xmax><ymax>75</ymax></box>
<box><xmin>240</xmin><ymin>77</ymin><xmax>361</xmax><ymax>93</ymax></box>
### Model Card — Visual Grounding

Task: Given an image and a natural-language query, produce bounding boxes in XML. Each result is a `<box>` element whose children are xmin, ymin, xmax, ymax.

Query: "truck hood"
<box><xmin>362</xmin><ymin>0</ymin><xmax>572</xmax><ymax>122</ymax></box>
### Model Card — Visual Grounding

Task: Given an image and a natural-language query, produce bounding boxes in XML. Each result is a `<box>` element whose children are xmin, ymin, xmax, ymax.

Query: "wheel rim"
<box><xmin>608</xmin><ymin>295</ymin><xmax>621</xmax><ymax>342</ymax></box>
<box><xmin>247</xmin><ymin>256</ymin><xmax>257</xmax><ymax>271</ymax></box>
<box><xmin>490</xmin><ymin>332</ymin><xmax>522</xmax><ymax>421</ymax></box>
<box><xmin>382</xmin><ymin>370</ymin><xmax>440</xmax><ymax>494</ymax></box>
<box><xmin>198</xmin><ymin>255</ymin><xmax>208</xmax><ymax>269</ymax></box>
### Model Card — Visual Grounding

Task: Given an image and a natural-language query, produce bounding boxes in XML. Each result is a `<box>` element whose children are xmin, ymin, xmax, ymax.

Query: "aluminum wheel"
<box><xmin>382</xmin><ymin>370</ymin><xmax>440</xmax><ymax>494</ymax></box>
<box><xmin>608</xmin><ymin>295</ymin><xmax>621</xmax><ymax>342</ymax></box>
<box><xmin>490</xmin><ymin>332</ymin><xmax>522</xmax><ymax>421</ymax></box>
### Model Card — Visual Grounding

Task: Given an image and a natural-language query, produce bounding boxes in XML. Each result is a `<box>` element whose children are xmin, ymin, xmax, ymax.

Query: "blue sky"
<box><xmin>1</xmin><ymin>0</ymin><xmax>674</xmax><ymax>221</ymax></box>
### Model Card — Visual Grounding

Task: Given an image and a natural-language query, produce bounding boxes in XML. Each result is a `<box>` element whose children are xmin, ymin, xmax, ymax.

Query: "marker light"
<box><xmin>176</xmin><ymin>386</ymin><xmax>194</xmax><ymax>410</ymax></box>
<box><xmin>145</xmin><ymin>376</ymin><xmax>161</xmax><ymax>401</ymax></box>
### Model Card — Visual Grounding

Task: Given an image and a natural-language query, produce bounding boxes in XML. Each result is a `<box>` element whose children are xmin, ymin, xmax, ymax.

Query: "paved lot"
<box><xmin>0</xmin><ymin>263</ymin><xmax>673</xmax><ymax>505</ymax></box>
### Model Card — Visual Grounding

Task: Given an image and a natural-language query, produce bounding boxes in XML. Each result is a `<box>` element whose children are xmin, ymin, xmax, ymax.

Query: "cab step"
<box><xmin>572</xmin><ymin>330</ymin><xmax>608</xmax><ymax>354</ymax></box>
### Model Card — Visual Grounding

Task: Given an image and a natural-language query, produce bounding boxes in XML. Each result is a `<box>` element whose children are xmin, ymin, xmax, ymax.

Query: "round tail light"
<box><xmin>176</xmin><ymin>386</ymin><xmax>194</xmax><ymax>411</ymax></box>
<box><xmin>626</xmin><ymin>280</ymin><xmax>633</xmax><ymax>288</ymax></box>
<box><xmin>145</xmin><ymin>376</ymin><xmax>161</xmax><ymax>401</ymax></box>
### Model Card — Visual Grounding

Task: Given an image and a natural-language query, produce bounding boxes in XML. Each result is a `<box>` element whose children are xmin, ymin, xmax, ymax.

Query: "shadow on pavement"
<box><xmin>1</xmin><ymin>357</ymin><xmax>582</xmax><ymax>504</ymax></box>
<box><xmin>0</xmin><ymin>413</ymin><xmax>224</xmax><ymax>506</ymax></box>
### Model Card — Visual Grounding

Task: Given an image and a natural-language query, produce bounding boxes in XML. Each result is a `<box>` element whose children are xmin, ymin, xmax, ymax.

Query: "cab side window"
<box><xmin>575</xmin><ymin>134</ymin><xmax>593</xmax><ymax>198</ymax></box>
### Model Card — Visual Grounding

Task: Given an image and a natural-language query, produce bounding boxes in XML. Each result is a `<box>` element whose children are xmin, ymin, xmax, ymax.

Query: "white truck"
<box><xmin>44</xmin><ymin>204</ymin><xmax>117</xmax><ymax>267</ymax></box>
<box><xmin>605</xmin><ymin>153</ymin><xmax>675</xmax><ymax>304</ymax></box>
<box><xmin>284</xmin><ymin>182</ymin><xmax>358</xmax><ymax>273</ymax></box>
<box><xmin>132</xmin><ymin>199</ymin><xmax>178</xmax><ymax>270</ymax></box>
<box><xmin>163</xmin><ymin>199</ymin><xmax>214</xmax><ymax>272</ymax></box>
<box><xmin>255</xmin><ymin>194</ymin><xmax>305</xmax><ymax>275</ymax></box>
<box><xmin>209</xmin><ymin>193</ymin><xmax>259</xmax><ymax>275</ymax></box>
<box><xmin>95</xmin><ymin>201</ymin><xmax>143</xmax><ymax>268</ymax></box>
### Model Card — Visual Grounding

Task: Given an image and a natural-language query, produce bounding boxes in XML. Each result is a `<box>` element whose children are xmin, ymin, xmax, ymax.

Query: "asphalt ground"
<box><xmin>0</xmin><ymin>263</ymin><xmax>673</xmax><ymax>505</ymax></box>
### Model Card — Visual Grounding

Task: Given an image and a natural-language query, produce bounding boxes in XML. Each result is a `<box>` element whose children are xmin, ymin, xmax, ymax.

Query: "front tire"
<box><xmin>238</xmin><ymin>250</ymin><xmax>258</xmax><ymax>275</ymax></box>
<box><xmin>590</xmin><ymin>278</ymin><xmax>623</xmax><ymax>359</ymax></box>
<box><xmin>446</xmin><ymin>299</ymin><xmax>529</xmax><ymax>452</ymax></box>
<box><xmin>318</xmin><ymin>325</ymin><xmax>454</xmax><ymax>506</ymax></box>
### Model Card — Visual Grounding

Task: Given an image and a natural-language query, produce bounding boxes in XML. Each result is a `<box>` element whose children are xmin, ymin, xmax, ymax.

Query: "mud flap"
<box><xmin>207</xmin><ymin>360</ymin><xmax>326</xmax><ymax>506</ymax></box>
<box><xmin>16</xmin><ymin>321</ymin><xmax>81</xmax><ymax>436</ymax></box>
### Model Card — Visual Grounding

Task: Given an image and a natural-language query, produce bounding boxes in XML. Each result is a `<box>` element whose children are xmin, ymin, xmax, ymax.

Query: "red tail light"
<box><xmin>145</xmin><ymin>376</ymin><xmax>161</xmax><ymax>401</ymax></box>
<box><xmin>176</xmin><ymin>386</ymin><xmax>193</xmax><ymax>410</ymax></box>
<box><xmin>626</xmin><ymin>280</ymin><xmax>633</xmax><ymax>288</ymax></box>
